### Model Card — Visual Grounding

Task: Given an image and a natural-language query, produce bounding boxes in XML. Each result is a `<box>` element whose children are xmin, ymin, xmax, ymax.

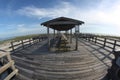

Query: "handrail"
<box><xmin>0</xmin><ymin>60</ymin><xmax>14</xmax><ymax>74</ymax></box>
<box><xmin>4</xmin><ymin>69</ymin><xmax>18</xmax><ymax>80</ymax></box>
<box><xmin>0</xmin><ymin>51</ymin><xmax>18</xmax><ymax>80</ymax></box>
<box><xmin>61</xmin><ymin>34</ymin><xmax>68</xmax><ymax>41</ymax></box>
<box><xmin>10</xmin><ymin>36</ymin><xmax>47</xmax><ymax>53</ymax></box>
<box><xmin>79</xmin><ymin>33</ymin><xmax>120</xmax><ymax>51</ymax></box>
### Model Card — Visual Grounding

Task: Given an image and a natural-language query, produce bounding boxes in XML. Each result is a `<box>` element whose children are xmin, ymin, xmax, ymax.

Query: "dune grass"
<box><xmin>11</xmin><ymin>34</ymin><xmax>47</xmax><ymax>42</ymax></box>
<box><xmin>0</xmin><ymin>33</ymin><xmax>120</xmax><ymax>45</ymax></box>
<box><xmin>0</xmin><ymin>34</ymin><xmax>47</xmax><ymax>45</ymax></box>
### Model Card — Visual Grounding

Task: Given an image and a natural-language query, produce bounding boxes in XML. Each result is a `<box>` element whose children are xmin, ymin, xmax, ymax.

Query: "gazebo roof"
<box><xmin>41</xmin><ymin>17</ymin><xmax>84</xmax><ymax>31</ymax></box>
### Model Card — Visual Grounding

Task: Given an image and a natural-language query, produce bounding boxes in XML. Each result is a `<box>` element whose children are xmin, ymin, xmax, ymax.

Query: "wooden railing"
<box><xmin>0</xmin><ymin>51</ymin><xmax>18</xmax><ymax>80</ymax></box>
<box><xmin>9</xmin><ymin>36</ymin><xmax>47</xmax><ymax>53</ymax></box>
<box><xmin>79</xmin><ymin>33</ymin><xmax>120</xmax><ymax>52</ymax></box>
<box><xmin>61</xmin><ymin>33</ymin><xmax>68</xmax><ymax>41</ymax></box>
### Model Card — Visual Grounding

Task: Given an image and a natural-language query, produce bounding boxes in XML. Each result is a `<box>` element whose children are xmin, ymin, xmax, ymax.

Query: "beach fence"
<box><xmin>9</xmin><ymin>36</ymin><xmax>47</xmax><ymax>53</ymax></box>
<box><xmin>9</xmin><ymin>33</ymin><xmax>120</xmax><ymax>53</ymax></box>
<box><xmin>79</xmin><ymin>33</ymin><xmax>120</xmax><ymax>52</ymax></box>
<box><xmin>0</xmin><ymin>51</ymin><xmax>18</xmax><ymax>80</ymax></box>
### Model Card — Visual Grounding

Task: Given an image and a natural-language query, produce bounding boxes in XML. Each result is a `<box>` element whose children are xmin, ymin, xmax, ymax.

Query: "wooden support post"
<box><xmin>92</xmin><ymin>37</ymin><xmax>94</xmax><ymax>42</ymax></box>
<box><xmin>95</xmin><ymin>36</ymin><xmax>97</xmax><ymax>43</ymax></box>
<box><xmin>7</xmin><ymin>54</ymin><xmax>15</xmax><ymax>70</ymax></box>
<box><xmin>0</xmin><ymin>52</ymin><xmax>18</xmax><ymax>80</ymax></box>
<box><xmin>70</xmin><ymin>29</ymin><xmax>72</xmax><ymax>43</ymax></box>
<box><xmin>65</xmin><ymin>31</ymin><xmax>68</xmax><ymax>37</ymax></box>
<box><xmin>33</xmin><ymin>40</ymin><xmax>35</xmax><ymax>44</ymax></box>
<box><xmin>54</xmin><ymin>29</ymin><xmax>55</xmax><ymax>39</ymax></box>
<box><xmin>75</xmin><ymin>25</ymin><xmax>79</xmax><ymax>50</ymax></box>
<box><xmin>47</xmin><ymin>27</ymin><xmax>50</xmax><ymax>50</ymax></box>
<box><xmin>69</xmin><ymin>30</ymin><xmax>70</xmax><ymax>39</ymax></box>
<box><xmin>78</xmin><ymin>25</ymin><xmax>80</xmax><ymax>33</ymax></box>
<box><xmin>90</xmin><ymin>37</ymin><xmax>91</xmax><ymax>42</ymax></box>
<box><xmin>29</xmin><ymin>38</ymin><xmax>31</xmax><ymax>45</ymax></box>
<box><xmin>21</xmin><ymin>40</ymin><xmax>24</xmax><ymax>49</ymax></box>
<box><xmin>88</xmin><ymin>37</ymin><xmax>90</xmax><ymax>41</ymax></box>
<box><xmin>85</xmin><ymin>35</ymin><xmax>87</xmax><ymax>40</ymax></box>
<box><xmin>68</xmin><ymin>30</ymin><xmax>69</xmax><ymax>39</ymax></box>
<box><xmin>113</xmin><ymin>40</ymin><xmax>117</xmax><ymax>51</ymax></box>
<box><xmin>10</xmin><ymin>42</ymin><xmax>15</xmax><ymax>52</ymax></box>
<box><xmin>76</xmin><ymin>35</ymin><xmax>78</xmax><ymax>50</ymax></box>
<box><xmin>103</xmin><ymin>38</ymin><xmax>106</xmax><ymax>47</ymax></box>
<box><xmin>57</xmin><ymin>31</ymin><xmax>59</xmax><ymax>36</ymax></box>
<box><xmin>39</xmin><ymin>37</ymin><xmax>41</xmax><ymax>42</ymax></box>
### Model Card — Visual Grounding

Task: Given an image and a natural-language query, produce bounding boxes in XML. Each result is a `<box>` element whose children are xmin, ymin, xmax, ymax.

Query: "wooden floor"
<box><xmin>11</xmin><ymin>38</ymin><xmax>114</xmax><ymax>80</ymax></box>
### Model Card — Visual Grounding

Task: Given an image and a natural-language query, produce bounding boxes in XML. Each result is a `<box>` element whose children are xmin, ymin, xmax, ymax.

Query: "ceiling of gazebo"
<box><xmin>41</xmin><ymin>17</ymin><xmax>84</xmax><ymax>31</ymax></box>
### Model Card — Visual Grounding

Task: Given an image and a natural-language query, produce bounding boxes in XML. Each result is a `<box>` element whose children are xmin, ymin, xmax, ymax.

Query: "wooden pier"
<box><xmin>0</xmin><ymin>17</ymin><xmax>120</xmax><ymax>80</ymax></box>
<box><xmin>1</xmin><ymin>33</ymin><xmax>119</xmax><ymax>80</ymax></box>
<box><xmin>6</xmin><ymin>35</ymin><xmax>114</xmax><ymax>80</ymax></box>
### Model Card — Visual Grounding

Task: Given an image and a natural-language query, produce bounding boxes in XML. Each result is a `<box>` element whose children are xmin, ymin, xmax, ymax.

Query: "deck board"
<box><xmin>12</xmin><ymin>38</ymin><xmax>112</xmax><ymax>80</ymax></box>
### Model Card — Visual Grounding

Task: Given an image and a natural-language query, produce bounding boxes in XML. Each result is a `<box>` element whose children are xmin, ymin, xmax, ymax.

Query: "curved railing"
<box><xmin>79</xmin><ymin>33</ymin><xmax>120</xmax><ymax>52</ymax></box>
<box><xmin>9</xmin><ymin>36</ymin><xmax>47</xmax><ymax>53</ymax></box>
<box><xmin>0</xmin><ymin>51</ymin><xmax>18</xmax><ymax>80</ymax></box>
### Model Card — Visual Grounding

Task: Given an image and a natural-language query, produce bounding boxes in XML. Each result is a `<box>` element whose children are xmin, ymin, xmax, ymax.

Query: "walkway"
<box><xmin>11</xmin><ymin>38</ymin><xmax>114</xmax><ymax>80</ymax></box>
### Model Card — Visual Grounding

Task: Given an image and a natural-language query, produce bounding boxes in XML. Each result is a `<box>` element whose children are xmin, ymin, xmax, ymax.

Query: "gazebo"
<box><xmin>41</xmin><ymin>17</ymin><xmax>84</xmax><ymax>50</ymax></box>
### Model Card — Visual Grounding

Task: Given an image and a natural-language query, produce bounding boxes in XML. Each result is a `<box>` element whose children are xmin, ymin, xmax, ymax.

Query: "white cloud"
<box><xmin>15</xmin><ymin>24</ymin><xmax>46</xmax><ymax>34</ymax></box>
<box><xmin>17</xmin><ymin>2</ymin><xmax>73</xmax><ymax>19</ymax></box>
<box><xmin>1</xmin><ymin>0</ymin><xmax>120</xmax><ymax>39</ymax></box>
<box><xmin>16</xmin><ymin>1</ymin><xmax>120</xmax><ymax>27</ymax></box>
<box><xmin>15</xmin><ymin>0</ymin><xmax>120</xmax><ymax>36</ymax></box>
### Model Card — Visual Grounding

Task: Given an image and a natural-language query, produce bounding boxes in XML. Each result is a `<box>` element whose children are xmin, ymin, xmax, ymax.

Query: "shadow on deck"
<box><xmin>11</xmin><ymin>38</ymin><xmax>114</xmax><ymax>80</ymax></box>
<box><xmin>78</xmin><ymin>39</ymin><xmax>114</xmax><ymax>67</ymax></box>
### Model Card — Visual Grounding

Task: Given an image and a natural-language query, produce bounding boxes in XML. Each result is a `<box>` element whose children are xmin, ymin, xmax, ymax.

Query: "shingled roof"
<box><xmin>41</xmin><ymin>17</ymin><xmax>84</xmax><ymax>31</ymax></box>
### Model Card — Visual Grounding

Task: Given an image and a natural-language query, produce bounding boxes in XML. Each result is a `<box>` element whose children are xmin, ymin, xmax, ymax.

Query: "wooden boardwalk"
<box><xmin>11</xmin><ymin>38</ymin><xmax>113</xmax><ymax>80</ymax></box>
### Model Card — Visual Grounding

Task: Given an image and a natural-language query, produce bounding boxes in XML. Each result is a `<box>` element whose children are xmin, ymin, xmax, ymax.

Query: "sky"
<box><xmin>0</xmin><ymin>0</ymin><xmax>120</xmax><ymax>39</ymax></box>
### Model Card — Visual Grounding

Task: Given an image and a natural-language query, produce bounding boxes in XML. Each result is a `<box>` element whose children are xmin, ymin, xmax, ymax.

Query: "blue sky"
<box><xmin>0</xmin><ymin>0</ymin><xmax>120</xmax><ymax>39</ymax></box>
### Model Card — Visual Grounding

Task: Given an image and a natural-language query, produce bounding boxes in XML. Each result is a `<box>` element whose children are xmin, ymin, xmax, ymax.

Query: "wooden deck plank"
<box><xmin>12</xmin><ymin>38</ymin><xmax>112</xmax><ymax>80</ymax></box>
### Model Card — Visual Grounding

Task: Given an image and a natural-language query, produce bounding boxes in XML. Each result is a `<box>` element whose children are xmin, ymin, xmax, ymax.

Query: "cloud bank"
<box><xmin>0</xmin><ymin>24</ymin><xmax>47</xmax><ymax>38</ymax></box>
<box><xmin>17</xmin><ymin>0</ymin><xmax>120</xmax><ymax>27</ymax></box>
<box><xmin>2</xmin><ymin>0</ymin><xmax>120</xmax><ymax>39</ymax></box>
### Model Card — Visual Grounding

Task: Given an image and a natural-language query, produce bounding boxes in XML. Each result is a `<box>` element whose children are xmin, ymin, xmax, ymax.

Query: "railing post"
<box><xmin>37</xmin><ymin>38</ymin><xmax>38</xmax><ymax>42</ymax></box>
<box><xmin>103</xmin><ymin>38</ymin><xmax>106</xmax><ymax>47</ymax></box>
<box><xmin>113</xmin><ymin>40</ymin><xmax>117</xmax><ymax>51</ymax></box>
<box><xmin>95</xmin><ymin>36</ymin><xmax>97</xmax><ymax>43</ymax></box>
<box><xmin>39</xmin><ymin>37</ymin><xmax>41</xmax><ymax>42</ymax></box>
<box><xmin>21</xmin><ymin>40</ymin><xmax>24</xmax><ymax>49</ymax></box>
<box><xmin>6</xmin><ymin>53</ymin><xmax>15</xmax><ymax>70</ymax></box>
<box><xmin>88</xmin><ymin>36</ymin><xmax>90</xmax><ymax>41</ymax></box>
<box><xmin>92</xmin><ymin>37</ymin><xmax>94</xmax><ymax>42</ymax></box>
<box><xmin>70</xmin><ymin>29</ymin><xmax>72</xmax><ymax>43</ymax></box>
<box><xmin>10</xmin><ymin>42</ymin><xmax>15</xmax><ymax>52</ymax></box>
<box><xmin>33</xmin><ymin>39</ymin><xmax>35</xmax><ymax>44</ymax></box>
<box><xmin>85</xmin><ymin>35</ymin><xmax>87</xmax><ymax>40</ymax></box>
<box><xmin>0</xmin><ymin>52</ymin><xmax>18</xmax><ymax>80</ymax></box>
<box><xmin>29</xmin><ymin>38</ymin><xmax>31</xmax><ymax>45</ymax></box>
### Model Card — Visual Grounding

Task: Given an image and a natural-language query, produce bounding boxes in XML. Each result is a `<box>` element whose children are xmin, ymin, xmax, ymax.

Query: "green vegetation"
<box><xmin>0</xmin><ymin>33</ymin><xmax>120</xmax><ymax>45</ymax></box>
<box><xmin>0</xmin><ymin>41</ymin><xmax>3</xmax><ymax>44</ymax></box>
<box><xmin>12</xmin><ymin>34</ymin><xmax>38</xmax><ymax>41</ymax></box>
<box><xmin>96</xmin><ymin>34</ymin><xmax>120</xmax><ymax>40</ymax></box>
<box><xmin>11</xmin><ymin>34</ymin><xmax>47</xmax><ymax>42</ymax></box>
<box><xmin>0</xmin><ymin>39</ymin><xmax>10</xmax><ymax>45</ymax></box>
<box><xmin>84</xmin><ymin>33</ymin><xmax>120</xmax><ymax>40</ymax></box>
<box><xmin>0</xmin><ymin>34</ymin><xmax>47</xmax><ymax>45</ymax></box>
